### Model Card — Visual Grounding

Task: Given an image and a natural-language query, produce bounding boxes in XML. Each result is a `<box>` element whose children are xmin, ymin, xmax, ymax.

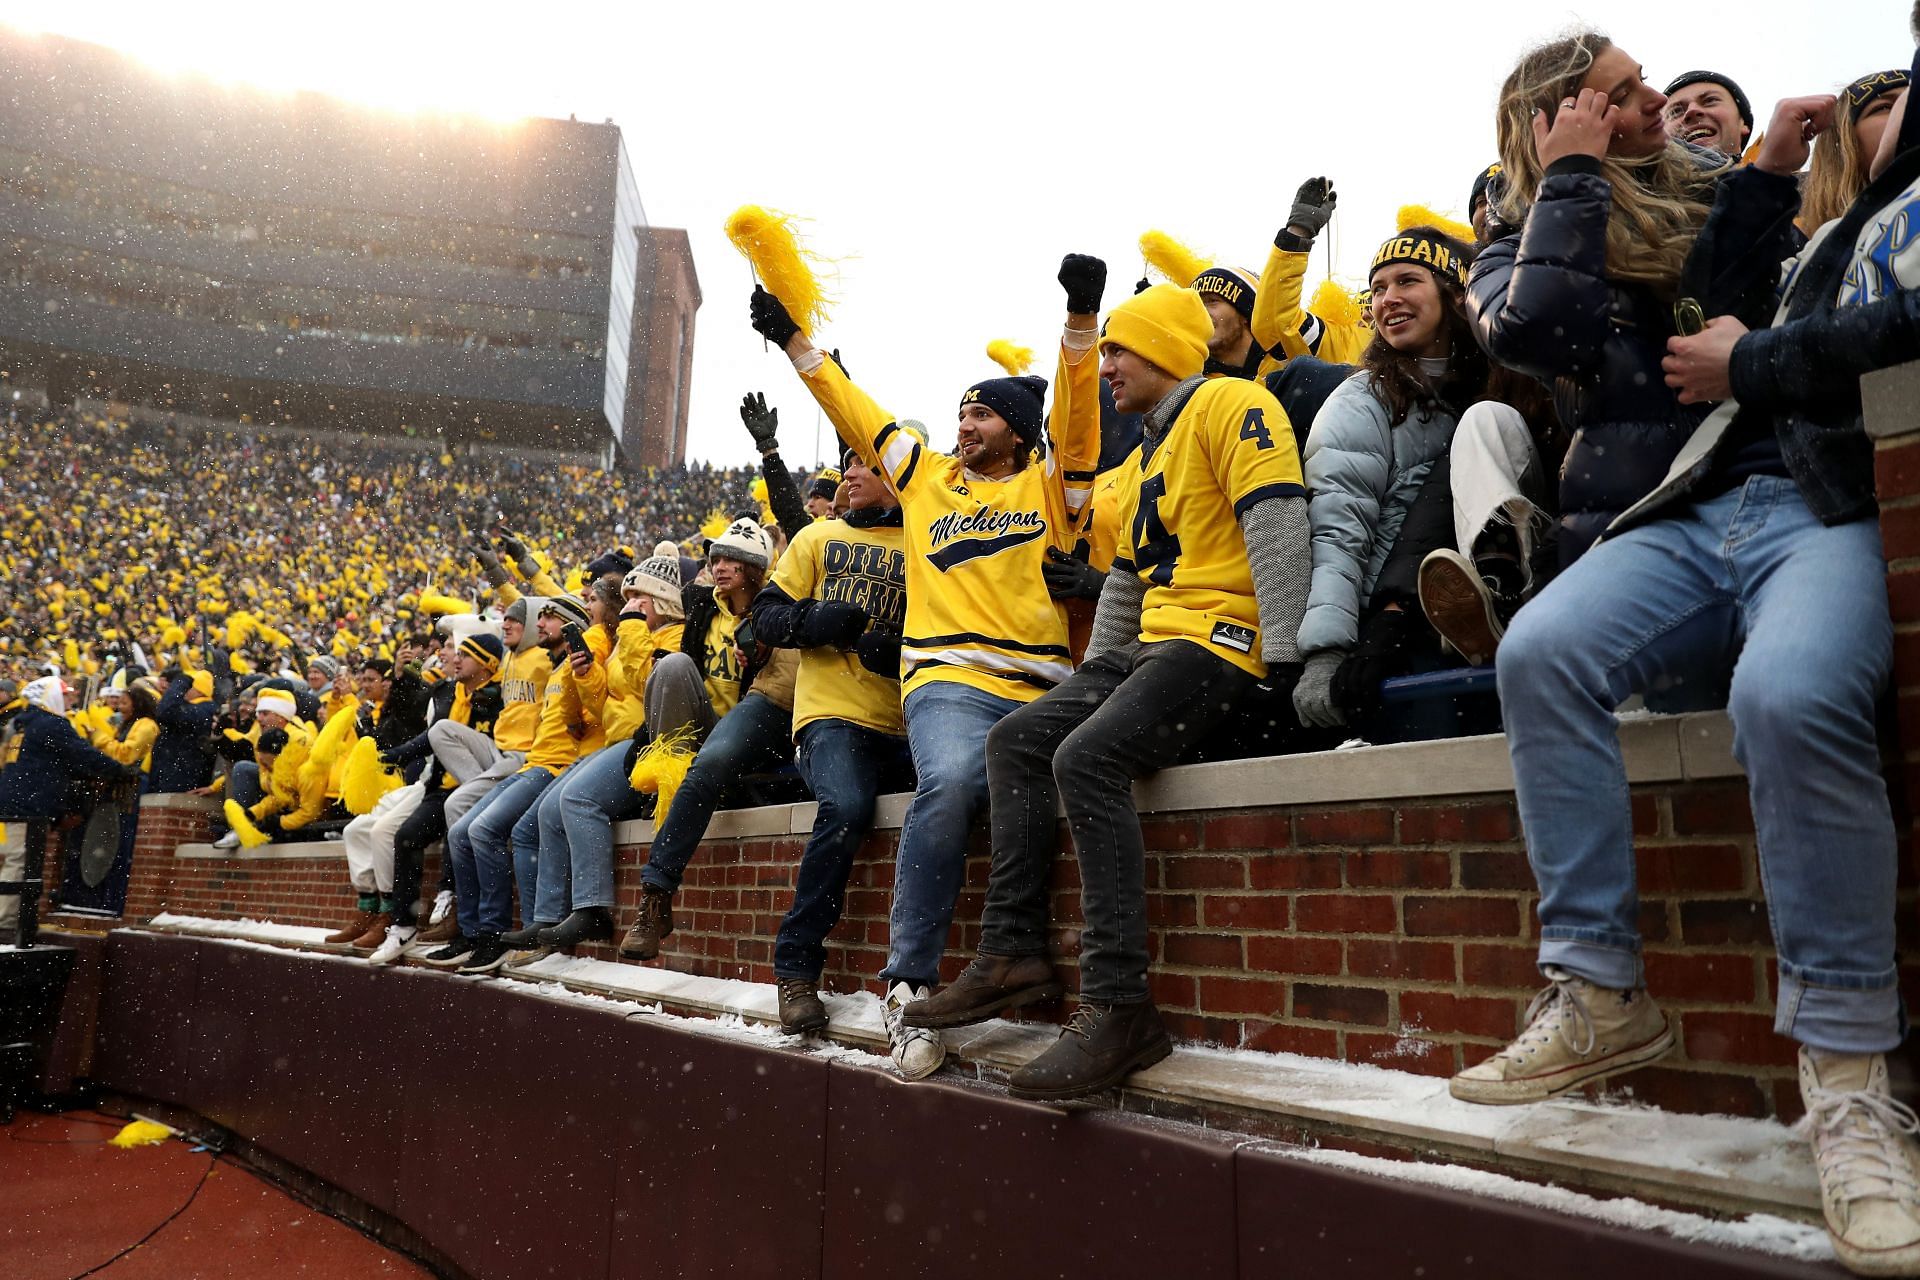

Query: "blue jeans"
<box><xmin>639</xmin><ymin>692</ymin><xmax>795</xmax><ymax>894</ymax></box>
<box><xmin>447</xmin><ymin>766</ymin><xmax>556</xmax><ymax>937</ymax></box>
<box><xmin>540</xmin><ymin>741</ymin><xmax>648</xmax><ymax>914</ymax></box>
<box><xmin>775</xmin><ymin>719</ymin><xmax>915</xmax><ymax>981</ymax></box>
<box><xmin>1499</xmin><ymin>477</ymin><xmax>1899</xmax><ymax>1053</ymax></box>
<box><xmin>882</xmin><ymin>681</ymin><xmax>1021</xmax><ymax>989</ymax></box>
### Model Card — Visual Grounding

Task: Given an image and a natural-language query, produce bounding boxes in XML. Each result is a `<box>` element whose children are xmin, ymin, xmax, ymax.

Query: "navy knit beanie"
<box><xmin>960</xmin><ymin>375</ymin><xmax>1048</xmax><ymax>444</ymax></box>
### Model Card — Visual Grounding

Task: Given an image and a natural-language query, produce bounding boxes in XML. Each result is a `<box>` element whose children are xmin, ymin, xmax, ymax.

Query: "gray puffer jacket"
<box><xmin>1297</xmin><ymin>373</ymin><xmax>1456</xmax><ymax>655</ymax></box>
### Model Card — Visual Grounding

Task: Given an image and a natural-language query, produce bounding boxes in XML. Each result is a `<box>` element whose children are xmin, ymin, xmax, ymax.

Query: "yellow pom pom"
<box><xmin>341</xmin><ymin>736</ymin><xmax>399</xmax><ymax>815</ymax></box>
<box><xmin>628</xmin><ymin>725</ymin><xmax>699</xmax><ymax>822</ymax></box>
<box><xmin>223</xmin><ymin>799</ymin><xmax>272</xmax><ymax>849</ymax></box>
<box><xmin>1308</xmin><ymin>278</ymin><xmax>1368</xmax><ymax>331</ymax></box>
<box><xmin>750</xmin><ymin>476</ymin><xmax>769</xmax><ymax>504</ymax></box>
<box><xmin>985</xmin><ymin>339</ymin><xmax>1034</xmax><ymax>376</ymax></box>
<box><xmin>700</xmin><ymin>508</ymin><xmax>730</xmax><ymax>541</ymax></box>
<box><xmin>1140</xmin><ymin>230</ymin><xmax>1214</xmax><ymax>287</ymax></box>
<box><xmin>161</xmin><ymin>625</ymin><xmax>186</xmax><ymax>649</ymax></box>
<box><xmin>308</xmin><ymin>704</ymin><xmax>358</xmax><ymax>772</ymax></box>
<box><xmin>109</xmin><ymin>1119</ymin><xmax>174</xmax><ymax>1149</ymax></box>
<box><xmin>1396</xmin><ymin>204</ymin><xmax>1478</xmax><ymax>248</ymax></box>
<box><xmin>418</xmin><ymin>592</ymin><xmax>473</xmax><ymax>617</ymax></box>
<box><xmin>63</xmin><ymin>638</ymin><xmax>80</xmax><ymax>671</ymax></box>
<box><xmin>724</xmin><ymin>204</ymin><xmax>834</xmax><ymax>337</ymax></box>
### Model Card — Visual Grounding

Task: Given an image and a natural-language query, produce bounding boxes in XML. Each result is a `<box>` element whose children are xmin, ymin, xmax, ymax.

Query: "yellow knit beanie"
<box><xmin>1100</xmin><ymin>284</ymin><xmax>1212</xmax><ymax>380</ymax></box>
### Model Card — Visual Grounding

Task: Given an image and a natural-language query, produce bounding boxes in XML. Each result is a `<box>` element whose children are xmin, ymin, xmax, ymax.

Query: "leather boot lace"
<box><xmin>1064</xmin><ymin>1003</ymin><xmax>1109</xmax><ymax>1040</ymax></box>
<box><xmin>1802</xmin><ymin>1087</ymin><xmax>1920</xmax><ymax>1204</ymax></box>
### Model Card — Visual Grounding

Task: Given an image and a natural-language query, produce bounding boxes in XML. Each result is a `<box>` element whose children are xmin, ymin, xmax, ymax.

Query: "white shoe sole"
<box><xmin>1449</xmin><ymin>1019</ymin><xmax>1676</xmax><ymax>1105</ymax></box>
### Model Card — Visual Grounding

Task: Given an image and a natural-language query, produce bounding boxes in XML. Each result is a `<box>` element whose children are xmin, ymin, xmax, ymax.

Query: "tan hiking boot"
<box><xmin>324</xmin><ymin>910</ymin><xmax>378</xmax><ymax>946</ymax></box>
<box><xmin>1450</xmin><ymin>967</ymin><xmax>1674</xmax><ymax>1105</ymax></box>
<box><xmin>902</xmin><ymin>953</ymin><xmax>1064</xmax><ymax>1029</ymax></box>
<box><xmin>414</xmin><ymin>914</ymin><xmax>460</xmax><ymax>947</ymax></box>
<box><xmin>619</xmin><ymin>886</ymin><xmax>674</xmax><ymax>960</ymax></box>
<box><xmin>1800</xmin><ymin>1047</ymin><xmax>1920</xmax><ymax>1276</ymax></box>
<box><xmin>348</xmin><ymin>912</ymin><xmax>392</xmax><ymax>951</ymax></box>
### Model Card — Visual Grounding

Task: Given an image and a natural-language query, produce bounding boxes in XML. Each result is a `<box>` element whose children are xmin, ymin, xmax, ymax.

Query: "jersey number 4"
<box><xmin>1239</xmin><ymin>407</ymin><xmax>1275</xmax><ymax>450</ymax></box>
<box><xmin>1131</xmin><ymin>473</ymin><xmax>1181</xmax><ymax>586</ymax></box>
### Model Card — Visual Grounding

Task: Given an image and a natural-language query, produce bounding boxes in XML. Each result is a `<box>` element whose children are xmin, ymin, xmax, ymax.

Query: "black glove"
<box><xmin>1332</xmin><ymin>607</ymin><xmax>1414</xmax><ymax>716</ymax></box>
<box><xmin>474</xmin><ymin>546</ymin><xmax>510</xmax><ymax>589</ymax></box>
<box><xmin>1282</xmin><ymin>176</ymin><xmax>1338</xmax><ymax>245</ymax></box>
<box><xmin>1041</xmin><ymin>547</ymin><xmax>1106</xmax><ymax>602</ymax></box>
<box><xmin>749</xmin><ymin>285</ymin><xmax>801</xmax><ymax>349</ymax></box>
<box><xmin>1134</xmin><ymin>277</ymin><xmax>1151</xmax><ymax>295</ymax></box>
<box><xmin>498</xmin><ymin>534</ymin><xmax>539</xmax><ymax>579</ymax></box>
<box><xmin>1058</xmin><ymin>254</ymin><xmax>1108</xmax><ymax>316</ymax></box>
<box><xmin>254</xmin><ymin>814</ymin><xmax>284</xmax><ymax>840</ymax></box>
<box><xmin>829</xmin><ymin>348</ymin><xmax>849</xmax><ymax>379</ymax></box>
<box><xmin>855</xmin><ymin>628</ymin><xmax>902</xmax><ymax>678</ymax></box>
<box><xmin>378</xmin><ymin>746</ymin><xmax>402</xmax><ymax>768</ymax></box>
<box><xmin>161</xmin><ymin>665</ymin><xmax>186</xmax><ymax>684</ymax></box>
<box><xmin>797</xmin><ymin>599</ymin><xmax>869</xmax><ymax>649</ymax></box>
<box><xmin>740</xmin><ymin>391</ymin><xmax>781</xmax><ymax>456</ymax></box>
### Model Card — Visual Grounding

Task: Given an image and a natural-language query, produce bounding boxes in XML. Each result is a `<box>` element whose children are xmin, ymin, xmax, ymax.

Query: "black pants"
<box><xmin>392</xmin><ymin>788</ymin><xmax>450</xmax><ymax>928</ymax></box>
<box><xmin>978</xmin><ymin>639</ymin><xmax>1258</xmax><ymax>1003</ymax></box>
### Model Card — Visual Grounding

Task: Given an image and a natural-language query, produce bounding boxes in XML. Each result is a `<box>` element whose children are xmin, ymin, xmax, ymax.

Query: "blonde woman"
<box><xmin>1799</xmin><ymin>69</ymin><xmax>1910</xmax><ymax>234</ymax></box>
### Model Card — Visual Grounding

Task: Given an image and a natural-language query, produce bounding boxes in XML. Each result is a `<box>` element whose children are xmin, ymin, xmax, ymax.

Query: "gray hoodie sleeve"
<box><xmin>1241</xmin><ymin>494</ymin><xmax>1312</xmax><ymax>667</ymax></box>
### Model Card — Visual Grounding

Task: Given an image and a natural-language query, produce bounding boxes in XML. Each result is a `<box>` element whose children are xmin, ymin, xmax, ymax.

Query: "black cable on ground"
<box><xmin>64</xmin><ymin>1149</ymin><xmax>219</xmax><ymax>1280</ymax></box>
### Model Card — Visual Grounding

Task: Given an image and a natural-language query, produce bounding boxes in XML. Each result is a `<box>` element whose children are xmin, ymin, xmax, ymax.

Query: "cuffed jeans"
<box><xmin>774</xmin><ymin>719</ymin><xmax>915</xmax><ymax>981</ymax></box>
<box><xmin>639</xmin><ymin>692</ymin><xmax>795</xmax><ymax>894</ymax></box>
<box><xmin>1499</xmin><ymin>477</ymin><xmax>1900</xmax><ymax>1053</ymax></box>
<box><xmin>881</xmin><ymin>680</ymin><xmax>1022</xmax><ymax>990</ymax></box>
<box><xmin>978</xmin><ymin>641</ymin><xmax>1257</xmax><ymax>1003</ymax></box>
<box><xmin>448</xmin><ymin>765</ymin><xmax>557</xmax><ymax>937</ymax></box>
<box><xmin>534</xmin><ymin>741</ymin><xmax>648</xmax><ymax>918</ymax></box>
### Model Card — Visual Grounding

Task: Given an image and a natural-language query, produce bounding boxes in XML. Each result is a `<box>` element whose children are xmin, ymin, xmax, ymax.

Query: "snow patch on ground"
<box><xmin>1274</xmin><ymin>1145</ymin><xmax>1834</xmax><ymax>1263</ymax></box>
<box><xmin>148</xmin><ymin>912</ymin><xmax>334</xmax><ymax>945</ymax></box>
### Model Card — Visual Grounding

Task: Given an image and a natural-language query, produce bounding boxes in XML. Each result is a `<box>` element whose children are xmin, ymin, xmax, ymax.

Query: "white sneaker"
<box><xmin>212</xmin><ymin>830</ymin><xmax>241</xmax><ymax>850</ymax></box>
<box><xmin>429</xmin><ymin>889</ymin><xmax>454</xmax><ymax>926</ymax></box>
<box><xmin>1450</xmin><ymin>967</ymin><xmax>1674</xmax><ymax>1105</ymax></box>
<box><xmin>884</xmin><ymin>982</ymin><xmax>946</xmax><ymax>1081</ymax></box>
<box><xmin>367</xmin><ymin>925</ymin><xmax>417</xmax><ymax>967</ymax></box>
<box><xmin>1800</xmin><ymin>1047</ymin><xmax>1920</xmax><ymax>1276</ymax></box>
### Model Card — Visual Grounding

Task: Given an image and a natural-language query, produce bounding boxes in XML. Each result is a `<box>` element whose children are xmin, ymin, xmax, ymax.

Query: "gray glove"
<box><xmin>1284</xmin><ymin>176</ymin><xmax>1337</xmax><ymax>243</ymax></box>
<box><xmin>1292</xmin><ymin>651</ymin><xmax>1347</xmax><ymax>729</ymax></box>
<box><xmin>473</xmin><ymin>546</ymin><xmax>511</xmax><ymax>590</ymax></box>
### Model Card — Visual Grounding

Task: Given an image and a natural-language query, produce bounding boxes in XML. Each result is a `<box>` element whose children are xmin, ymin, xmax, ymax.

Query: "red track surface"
<box><xmin>0</xmin><ymin>1112</ymin><xmax>432</xmax><ymax>1280</ymax></box>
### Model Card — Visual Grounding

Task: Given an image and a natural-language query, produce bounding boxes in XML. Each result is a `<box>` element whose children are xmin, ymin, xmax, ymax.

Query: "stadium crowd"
<box><xmin>4</xmin><ymin>25</ymin><xmax>1920</xmax><ymax>1275</ymax></box>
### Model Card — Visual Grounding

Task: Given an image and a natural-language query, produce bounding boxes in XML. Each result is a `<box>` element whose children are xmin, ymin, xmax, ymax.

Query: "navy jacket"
<box><xmin>1468</xmin><ymin>155</ymin><xmax>1710</xmax><ymax>565</ymax></box>
<box><xmin>149</xmin><ymin>677</ymin><xmax>216</xmax><ymax>794</ymax></box>
<box><xmin>0</xmin><ymin>704</ymin><xmax>128</xmax><ymax>818</ymax></box>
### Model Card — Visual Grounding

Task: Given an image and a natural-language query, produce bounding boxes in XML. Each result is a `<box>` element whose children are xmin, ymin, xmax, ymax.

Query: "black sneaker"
<box><xmin>458</xmin><ymin>934</ymin><xmax>512</xmax><ymax>975</ymax></box>
<box><xmin>539</xmin><ymin>908</ymin><xmax>616</xmax><ymax>950</ymax></box>
<box><xmin>419</xmin><ymin>935</ymin><xmax>477</xmax><ymax>969</ymax></box>
<box><xmin>499</xmin><ymin>921</ymin><xmax>556</xmax><ymax>950</ymax></box>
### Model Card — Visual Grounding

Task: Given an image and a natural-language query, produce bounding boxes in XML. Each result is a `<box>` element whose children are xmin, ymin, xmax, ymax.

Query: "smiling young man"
<box><xmin>751</xmin><ymin>254</ymin><xmax>1103</xmax><ymax>1080</ymax></box>
<box><xmin>1664</xmin><ymin>70</ymin><xmax>1754</xmax><ymax>156</ymax></box>
<box><xmin>905</xmin><ymin>284</ymin><xmax>1312</xmax><ymax>1101</ymax></box>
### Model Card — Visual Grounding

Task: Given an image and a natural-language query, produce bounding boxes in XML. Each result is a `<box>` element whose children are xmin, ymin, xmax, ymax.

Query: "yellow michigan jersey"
<box><xmin>797</xmin><ymin>337</ymin><xmax>1099</xmax><ymax>703</ymax></box>
<box><xmin>1251</xmin><ymin>245</ymin><xmax>1371</xmax><ymax>366</ymax></box>
<box><xmin>769</xmin><ymin>517</ymin><xmax>908</xmax><ymax>737</ymax></box>
<box><xmin>1112</xmin><ymin>377</ymin><xmax>1305</xmax><ymax>677</ymax></box>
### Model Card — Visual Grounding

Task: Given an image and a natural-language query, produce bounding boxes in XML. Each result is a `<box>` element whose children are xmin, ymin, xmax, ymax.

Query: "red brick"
<box><xmin>1398</xmin><ymin>803</ymin><xmax>1516</xmax><ymax>845</ymax></box>
<box><xmin>1345</xmin><ymin>850</ymin><xmax>1451</xmax><ymax>889</ymax></box>
<box><xmin>1883</xmin><ymin>501</ymin><xmax>1920</xmax><ymax>562</ymax></box>
<box><xmin>1146</xmin><ymin>892</ymin><xmax>1200</xmax><ymax>929</ymax></box>
<box><xmin>1678</xmin><ymin>899</ymin><xmax>1770</xmax><ymax>945</ymax></box>
<box><xmin>1297</xmin><ymin>807</ymin><xmax>1394</xmax><ymax>845</ymax></box>
<box><xmin>1201</xmin><ymin>894</ymin><xmax>1290</xmax><ymax>930</ymax></box>
<box><xmin>1347</xmin><ymin>1032</ymin><xmax>1455</xmax><ymax>1078</ymax></box>
<box><xmin>1294</xmin><ymin>894</ymin><xmax>1395</xmax><ymax>935</ymax></box>
<box><xmin>1461</xmin><ymin>944</ymin><xmax>1542</xmax><ymax>990</ymax></box>
<box><xmin>1161</xmin><ymin>1013</ymin><xmax>1244</xmax><ymax>1045</ymax></box>
<box><xmin>1248</xmin><ymin>853</ymin><xmax>1341</xmax><ymax>891</ymax></box>
<box><xmin>1246</xmin><ymin>935</ymin><xmax>1343</xmax><ymax>977</ymax></box>
<box><xmin>1162</xmin><ymin>856</ymin><xmax>1248</xmax><ymax>890</ymax></box>
<box><xmin>1399</xmin><ymin>991</ymin><xmax>1519</xmax><ymax>1040</ymax></box>
<box><xmin>1889</xmin><ymin>565</ymin><xmax>1920</xmax><ymax>623</ymax></box>
<box><xmin>1347</xmin><ymin>939</ymin><xmax>1456</xmax><ymax>983</ymax></box>
<box><xmin>1199</xmin><ymin>975</ymin><xmax>1287</xmax><ymax>1017</ymax></box>
<box><xmin>1634</xmin><ymin>843</ymin><xmax>1749</xmax><ymax>894</ymax></box>
<box><xmin>1459</xmin><ymin>849</ymin><xmax>1536</xmax><ymax>892</ymax></box>
<box><xmin>1644</xmin><ymin>951</ymin><xmax>1758</xmax><ymax>1005</ymax></box>
<box><xmin>1203</xmin><ymin>812</ymin><xmax>1292</xmax><ymax>851</ymax></box>
<box><xmin>1631</xmin><ymin>793</ymin><xmax>1662</xmax><ymax>838</ymax></box>
<box><xmin>1291</xmin><ymin>984</ymin><xmax>1388</xmax><ymax>1026</ymax></box>
<box><xmin>1140</xmin><ymin>817</ymin><xmax>1200</xmax><ymax>851</ymax></box>
<box><xmin>1162</xmin><ymin>932</ymin><xmax>1245</xmax><ymax>969</ymax></box>
<box><xmin>1240</xmin><ymin>1021</ymin><xmax>1339</xmax><ymax>1058</ymax></box>
<box><xmin>1682</xmin><ymin>1011</ymin><xmax>1797</xmax><ymax>1067</ymax></box>
<box><xmin>1402</xmin><ymin>896</ymin><xmax>1521</xmax><ymax>939</ymax></box>
<box><xmin>1876</xmin><ymin>436</ymin><xmax>1920</xmax><ymax>497</ymax></box>
<box><xmin>1669</xmin><ymin>784</ymin><xmax>1755</xmax><ymax>836</ymax></box>
<box><xmin>1150</xmin><ymin>972</ymin><xmax>1198</xmax><ymax>1009</ymax></box>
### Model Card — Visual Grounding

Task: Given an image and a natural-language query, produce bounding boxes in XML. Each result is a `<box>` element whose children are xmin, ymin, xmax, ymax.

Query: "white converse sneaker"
<box><xmin>1800</xmin><ymin>1047</ymin><xmax>1920</xmax><ymax>1276</ymax></box>
<box><xmin>884</xmin><ymin>982</ymin><xmax>946</xmax><ymax>1082</ymax></box>
<box><xmin>429</xmin><ymin>888</ymin><xmax>454</xmax><ymax>926</ymax></box>
<box><xmin>367</xmin><ymin>925</ymin><xmax>417</xmax><ymax>967</ymax></box>
<box><xmin>212</xmin><ymin>830</ymin><xmax>241</xmax><ymax>850</ymax></box>
<box><xmin>1450</xmin><ymin>967</ymin><xmax>1674</xmax><ymax>1105</ymax></box>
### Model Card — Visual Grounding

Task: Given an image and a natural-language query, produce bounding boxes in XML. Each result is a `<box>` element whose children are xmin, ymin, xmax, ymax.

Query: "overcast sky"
<box><xmin>3</xmin><ymin>0</ymin><xmax>1908</xmax><ymax>466</ymax></box>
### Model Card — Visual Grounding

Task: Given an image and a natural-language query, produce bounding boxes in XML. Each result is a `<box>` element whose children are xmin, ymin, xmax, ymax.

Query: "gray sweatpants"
<box><xmin>429</xmin><ymin>721</ymin><xmax>525</xmax><ymax>828</ymax></box>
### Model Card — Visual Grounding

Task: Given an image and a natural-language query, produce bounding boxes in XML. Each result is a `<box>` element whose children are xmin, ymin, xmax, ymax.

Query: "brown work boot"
<box><xmin>902</xmin><ymin>953</ymin><xmax>1065</xmax><ymax>1029</ymax></box>
<box><xmin>1007</xmin><ymin>1000</ymin><xmax>1173</xmax><ymax>1103</ymax></box>
<box><xmin>324</xmin><ymin>910</ymin><xmax>377</xmax><ymax>945</ymax></box>
<box><xmin>414</xmin><ymin>914</ymin><xmax>460</xmax><ymax>947</ymax></box>
<box><xmin>778</xmin><ymin>978</ymin><xmax>828</xmax><ymax>1034</ymax></box>
<box><xmin>348</xmin><ymin>912</ymin><xmax>392</xmax><ymax>951</ymax></box>
<box><xmin>618</xmin><ymin>886</ymin><xmax>674</xmax><ymax>960</ymax></box>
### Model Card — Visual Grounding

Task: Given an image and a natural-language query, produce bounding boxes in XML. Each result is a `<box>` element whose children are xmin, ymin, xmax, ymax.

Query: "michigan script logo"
<box><xmin>924</xmin><ymin>507</ymin><xmax>1046</xmax><ymax>572</ymax></box>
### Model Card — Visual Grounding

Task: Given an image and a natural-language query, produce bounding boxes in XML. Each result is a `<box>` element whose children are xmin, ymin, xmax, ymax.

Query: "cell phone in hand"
<box><xmin>561</xmin><ymin>622</ymin><xmax>590</xmax><ymax>657</ymax></box>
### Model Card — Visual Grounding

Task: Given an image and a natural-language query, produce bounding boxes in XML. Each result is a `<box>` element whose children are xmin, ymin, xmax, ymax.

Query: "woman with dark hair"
<box><xmin>1291</xmin><ymin>225</ymin><xmax>1499</xmax><ymax>734</ymax></box>
<box><xmin>95</xmin><ymin>677</ymin><xmax>160</xmax><ymax>774</ymax></box>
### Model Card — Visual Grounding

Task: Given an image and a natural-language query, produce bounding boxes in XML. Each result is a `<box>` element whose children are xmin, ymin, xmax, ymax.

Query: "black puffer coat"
<box><xmin>1467</xmin><ymin>155</ymin><xmax>1710</xmax><ymax>565</ymax></box>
